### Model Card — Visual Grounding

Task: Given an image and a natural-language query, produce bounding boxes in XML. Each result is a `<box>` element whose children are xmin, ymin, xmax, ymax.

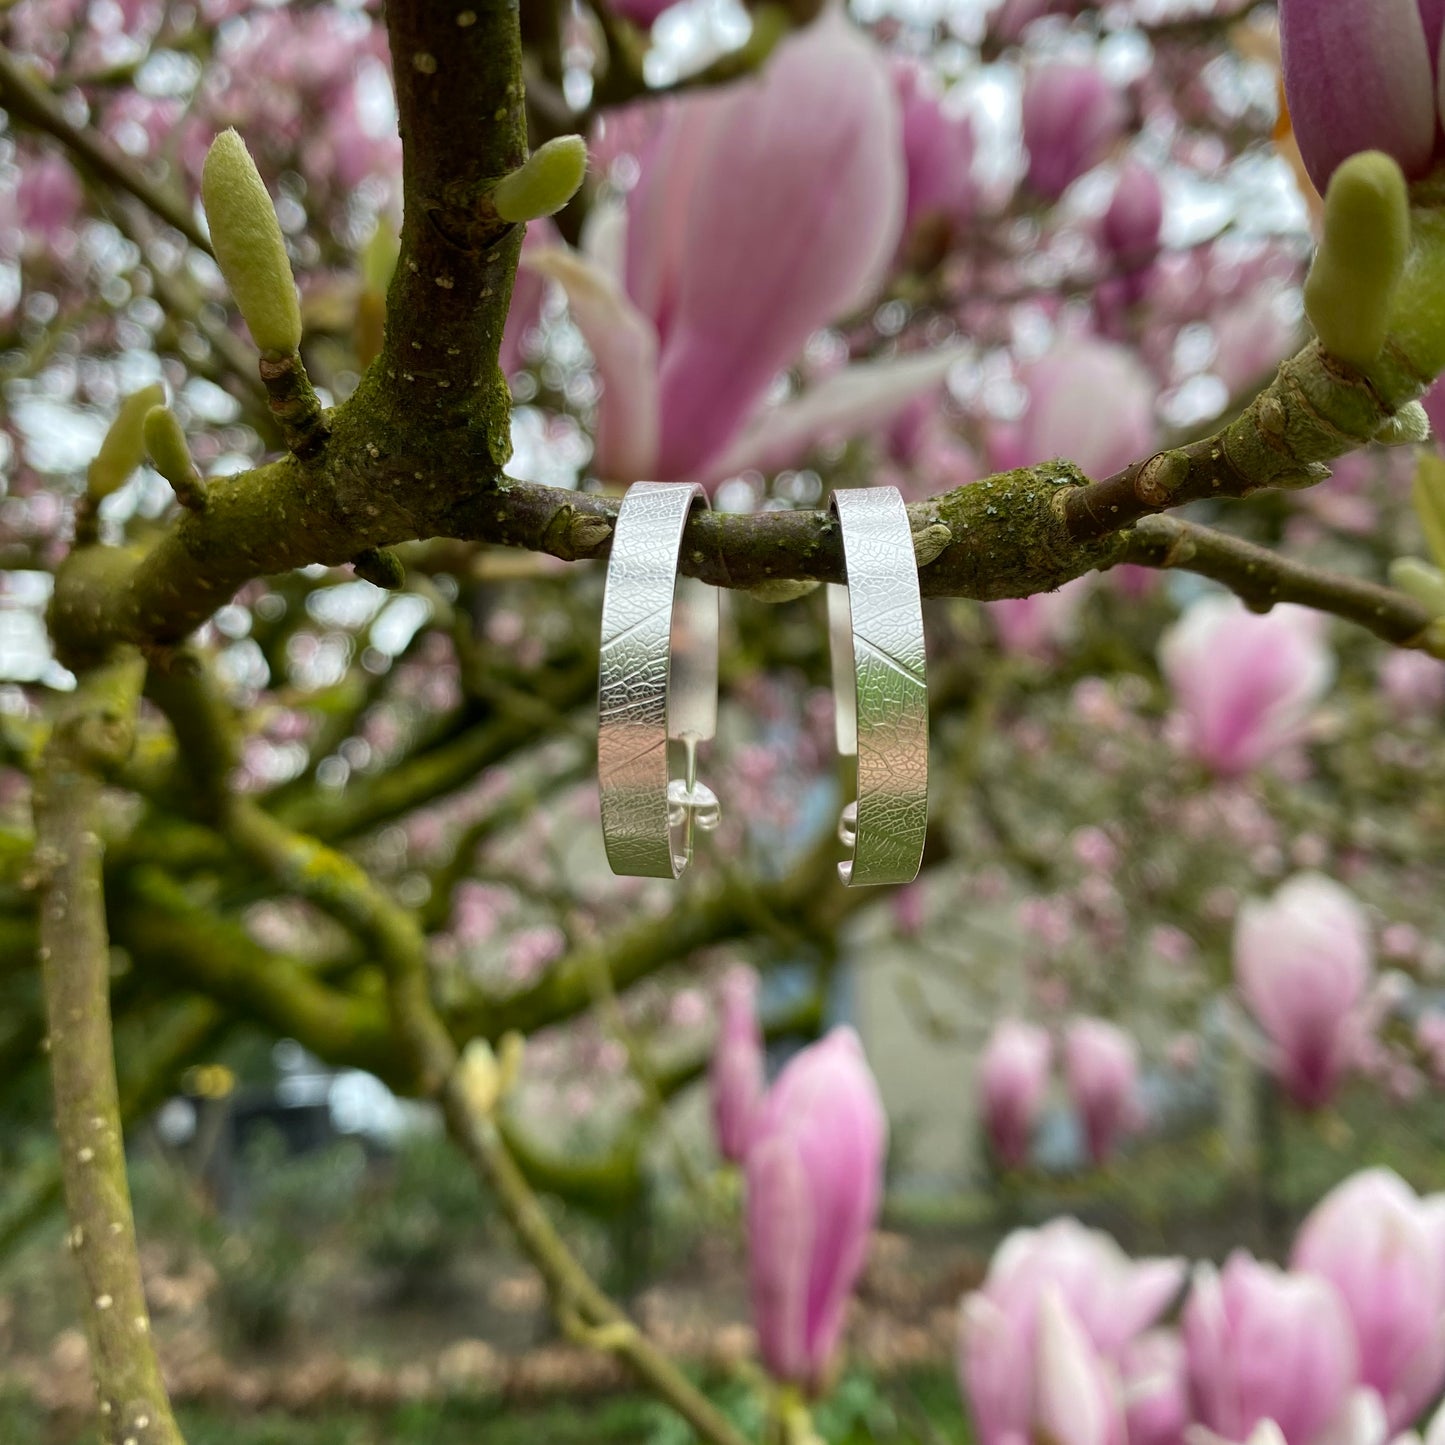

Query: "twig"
<box><xmin>1117</xmin><ymin>514</ymin><xmax>1438</xmax><ymax>650</ymax></box>
<box><xmin>31</xmin><ymin>648</ymin><xmax>186</xmax><ymax>1445</ymax></box>
<box><xmin>0</xmin><ymin>45</ymin><xmax>210</xmax><ymax>254</ymax></box>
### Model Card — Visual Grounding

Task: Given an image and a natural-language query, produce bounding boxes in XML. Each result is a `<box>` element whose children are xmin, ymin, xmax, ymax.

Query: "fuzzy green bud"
<box><xmin>201</xmin><ymin>129</ymin><xmax>302</xmax><ymax>356</ymax></box>
<box><xmin>1374</xmin><ymin>400</ymin><xmax>1431</xmax><ymax>448</ymax></box>
<box><xmin>86</xmin><ymin>382</ymin><xmax>166</xmax><ymax>501</ymax></box>
<box><xmin>143</xmin><ymin>406</ymin><xmax>205</xmax><ymax>510</ymax></box>
<box><xmin>1389</xmin><ymin>557</ymin><xmax>1445</xmax><ymax>619</ymax></box>
<box><xmin>1303</xmin><ymin>150</ymin><xmax>1410</xmax><ymax>367</ymax></box>
<box><xmin>492</xmin><ymin>136</ymin><xmax>588</xmax><ymax>224</ymax></box>
<box><xmin>352</xmin><ymin>547</ymin><xmax>405</xmax><ymax>590</ymax></box>
<box><xmin>1413</xmin><ymin>452</ymin><xmax>1445</xmax><ymax>573</ymax></box>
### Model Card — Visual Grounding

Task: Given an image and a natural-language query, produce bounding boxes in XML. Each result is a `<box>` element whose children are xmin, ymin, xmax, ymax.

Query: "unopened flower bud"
<box><xmin>143</xmin><ymin>406</ymin><xmax>205</xmax><ymax>510</ymax></box>
<box><xmin>1303</xmin><ymin>150</ymin><xmax>1410</xmax><ymax>367</ymax></box>
<box><xmin>1390</xmin><ymin>557</ymin><xmax>1445</xmax><ymax>619</ymax></box>
<box><xmin>492</xmin><ymin>136</ymin><xmax>588</xmax><ymax>224</ymax></box>
<box><xmin>87</xmin><ymin>382</ymin><xmax>166</xmax><ymax>501</ymax></box>
<box><xmin>201</xmin><ymin>129</ymin><xmax>302</xmax><ymax>357</ymax></box>
<box><xmin>1375</xmin><ymin>400</ymin><xmax>1431</xmax><ymax>447</ymax></box>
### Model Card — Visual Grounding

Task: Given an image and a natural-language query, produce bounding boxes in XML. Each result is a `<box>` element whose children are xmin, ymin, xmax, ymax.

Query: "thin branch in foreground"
<box><xmin>1117</xmin><ymin>514</ymin><xmax>1442</xmax><ymax>652</ymax></box>
<box><xmin>31</xmin><ymin>648</ymin><xmax>186</xmax><ymax>1445</ymax></box>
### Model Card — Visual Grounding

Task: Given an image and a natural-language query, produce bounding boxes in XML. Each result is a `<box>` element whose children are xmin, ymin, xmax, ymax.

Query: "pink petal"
<box><xmin>523</xmin><ymin>246</ymin><xmax>661</xmax><ymax>482</ymax></box>
<box><xmin>745</xmin><ymin>1131</ymin><xmax>815</xmax><ymax>1384</ymax></box>
<box><xmin>654</xmin><ymin>13</ymin><xmax>905</xmax><ymax>480</ymax></box>
<box><xmin>1279</xmin><ymin>0</ymin><xmax>1436</xmax><ymax>190</ymax></box>
<box><xmin>705</xmin><ymin>348</ymin><xmax>963</xmax><ymax>482</ymax></box>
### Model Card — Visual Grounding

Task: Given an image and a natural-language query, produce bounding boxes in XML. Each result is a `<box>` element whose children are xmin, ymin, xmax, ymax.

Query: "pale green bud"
<box><xmin>143</xmin><ymin>406</ymin><xmax>205</xmax><ymax>510</ymax></box>
<box><xmin>1413</xmin><ymin>452</ymin><xmax>1445</xmax><ymax>573</ymax></box>
<box><xmin>1303</xmin><ymin>150</ymin><xmax>1410</xmax><ymax>367</ymax></box>
<box><xmin>86</xmin><ymin>382</ymin><xmax>166</xmax><ymax>501</ymax></box>
<box><xmin>201</xmin><ymin>129</ymin><xmax>302</xmax><ymax>356</ymax></box>
<box><xmin>1389</xmin><ymin>556</ymin><xmax>1445</xmax><ymax>619</ymax></box>
<box><xmin>492</xmin><ymin>136</ymin><xmax>588</xmax><ymax>224</ymax></box>
<box><xmin>744</xmin><ymin>578</ymin><xmax>821</xmax><ymax>604</ymax></box>
<box><xmin>1374</xmin><ymin>400</ymin><xmax>1431</xmax><ymax>447</ymax></box>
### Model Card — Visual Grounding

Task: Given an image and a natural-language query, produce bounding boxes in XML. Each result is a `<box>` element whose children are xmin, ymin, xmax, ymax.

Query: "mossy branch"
<box><xmin>31</xmin><ymin>649</ymin><xmax>186</xmax><ymax>1445</ymax></box>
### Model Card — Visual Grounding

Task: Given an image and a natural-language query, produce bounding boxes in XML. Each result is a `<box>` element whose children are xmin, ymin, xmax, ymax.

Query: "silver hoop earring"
<box><xmin>597</xmin><ymin>481</ymin><xmax>720</xmax><ymax>879</ymax></box>
<box><xmin>827</xmin><ymin>487</ymin><xmax>929</xmax><ymax>887</ymax></box>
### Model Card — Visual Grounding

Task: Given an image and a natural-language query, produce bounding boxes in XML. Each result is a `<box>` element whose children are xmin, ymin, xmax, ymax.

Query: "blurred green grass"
<box><xmin>0</xmin><ymin>1368</ymin><xmax>971</xmax><ymax>1444</ymax></box>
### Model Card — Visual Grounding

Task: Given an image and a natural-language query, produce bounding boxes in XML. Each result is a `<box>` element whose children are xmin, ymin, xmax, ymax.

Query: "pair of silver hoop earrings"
<box><xmin>596</xmin><ymin>481</ymin><xmax>929</xmax><ymax>888</ymax></box>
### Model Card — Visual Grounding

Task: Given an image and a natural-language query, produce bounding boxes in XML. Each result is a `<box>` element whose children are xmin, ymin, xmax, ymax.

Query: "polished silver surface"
<box><xmin>828</xmin><ymin>487</ymin><xmax>929</xmax><ymax>887</ymax></box>
<box><xmin>597</xmin><ymin>482</ymin><xmax>719</xmax><ymax>878</ymax></box>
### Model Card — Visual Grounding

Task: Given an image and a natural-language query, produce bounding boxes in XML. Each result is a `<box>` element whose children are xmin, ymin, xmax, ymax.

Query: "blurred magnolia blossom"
<box><xmin>1279</xmin><ymin>0</ymin><xmax>1445</xmax><ymax>191</ymax></box>
<box><xmin>957</xmin><ymin>1218</ymin><xmax>1184</xmax><ymax>1445</ymax></box>
<box><xmin>1291</xmin><ymin>1169</ymin><xmax>1445</xmax><ymax>1431</ymax></box>
<box><xmin>988</xmin><ymin>335</ymin><xmax>1158</xmax><ymax>481</ymax></box>
<box><xmin>1100</xmin><ymin>161</ymin><xmax>1164</xmax><ymax>274</ymax></box>
<box><xmin>1159</xmin><ymin>596</ymin><xmax>1335</xmax><ymax>777</ymax></box>
<box><xmin>1120</xmin><ymin>1329</ymin><xmax>1189</xmax><ymax>1445</ymax></box>
<box><xmin>1062</xmin><ymin>1017</ymin><xmax>1142</xmax><ymax>1166</ymax></box>
<box><xmin>1021</xmin><ymin>63</ymin><xmax>1128</xmax><ymax>201</ymax></box>
<box><xmin>14</xmin><ymin>152</ymin><xmax>82</xmax><ymax>247</ymax></box>
<box><xmin>709</xmin><ymin>965</ymin><xmax>765</xmax><ymax>1165</ymax></box>
<box><xmin>992</xmin><ymin>0</ymin><xmax>1086</xmax><ymax>43</ymax></box>
<box><xmin>1234</xmin><ymin>872</ymin><xmax>1374</xmax><ymax>1109</ymax></box>
<box><xmin>1184</xmin><ymin>1251</ymin><xmax>1361</xmax><ymax>1445</ymax></box>
<box><xmin>989</xmin><ymin>574</ymin><xmax>1095</xmax><ymax>658</ymax></box>
<box><xmin>976</xmin><ymin>1019</ymin><xmax>1052</xmax><ymax>1169</ymax></box>
<box><xmin>745</xmin><ymin>1027</ymin><xmax>887</xmax><ymax>1393</ymax></box>
<box><xmin>528</xmin><ymin>14</ymin><xmax>959</xmax><ymax>486</ymax></box>
<box><xmin>894</xmin><ymin>59</ymin><xmax>978</xmax><ymax>250</ymax></box>
<box><xmin>1033</xmin><ymin>1290</ymin><xmax>1128</xmax><ymax>1445</ymax></box>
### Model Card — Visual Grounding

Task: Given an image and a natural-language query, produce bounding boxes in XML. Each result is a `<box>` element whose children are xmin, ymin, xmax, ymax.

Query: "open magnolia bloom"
<box><xmin>525</xmin><ymin>12</ymin><xmax>962</xmax><ymax>487</ymax></box>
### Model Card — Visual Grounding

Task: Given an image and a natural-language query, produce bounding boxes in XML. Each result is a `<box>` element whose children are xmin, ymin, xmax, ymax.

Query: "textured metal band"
<box><xmin>597</xmin><ymin>481</ymin><xmax>719</xmax><ymax>879</ymax></box>
<box><xmin>827</xmin><ymin>487</ymin><xmax>929</xmax><ymax>887</ymax></box>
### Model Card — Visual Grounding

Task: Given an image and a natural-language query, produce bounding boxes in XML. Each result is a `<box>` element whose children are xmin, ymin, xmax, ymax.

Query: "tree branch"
<box><xmin>0</xmin><ymin>44</ymin><xmax>211</xmax><ymax>254</ymax></box>
<box><xmin>31</xmin><ymin>649</ymin><xmax>186</xmax><ymax>1445</ymax></box>
<box><xmin>1117</xmin><ymin>515</ymin><xmax>1439</xmax><ymax>649</ymax></box>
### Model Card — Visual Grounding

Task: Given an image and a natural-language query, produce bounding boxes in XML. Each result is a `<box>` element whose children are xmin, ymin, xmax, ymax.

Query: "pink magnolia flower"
<box><xmin>1234</xmin><ymin>873</ymin><xmax>1373</xmax><ymax>1109</ymax></box>
<box><xmin>1100</xmin><ymin>161</ymin><xmax>1164</xmax><ymax>272</ymax></box>
<box><xmin>977</xmin><ymin>1020</ymin><xmax>1052</xmax><ymax>1169</ymax></box>
<box><xmin>16</xmin><ymin>152</ymin><xmax>82</xmax><ymax>244</ymax></box>
<box><xmin>1021</xmin><ymin>64</ymin><xmax>1128</xmax><ymax>200</ymax></box>
<box><xmin>989</xmin><ymin>575</ymin><xmax>1094</xmax><ymax>658</ymax></box>
<box><xmin>894</xmin><ymin>60</ymin><xmax>977</xmax><ymax>244</ymax></box>
<box><xmin>1159</xmin><ymin>597</ymin><xmax>1335</xmax><ymax>777</ymax></box>
<box><xmin>988</xmin><ymin>336</ymin><xmax>1158</xmax><ymax>480</ymax></box>
<box><xmin>608</xmin><ymin>0</ymin><xmax>675</xmax><ymax>26</ymax></box>
<box><xmin>745</xmin><ymin>1027</ymin><xmax>887</xmax><ymax>1392</ymax></box>
<box><xmin>958</xmin><ymin>1218</ymin><xmax>1184</xmax><ymax>1445</ymax></box>
<box><xmin>1034</xmin><ymin>1291</ymin><xmax>1128</xmax><ymax>1445</ymax></box>
<box><xmin>1292</xmin><ymin>1168</ymin><xmax>1445</xmax><ymax>1431</ymax></box>
<box><xmin>529</xmin><ymin>15</ymin><xmax>958</xmax><ymax>485</ymax></box>
<box><xmin>1062</xmin><ymin>1018</ymin><xmax>1142</xmax><ymax>1165</ymax></box>
<box><xmin>993</xmin><ymin>0</ymin><xmax>1085</xmax><ymax>42</ymax></box>
<box><xmin>1184</xmin><ymin>1251</ymin><xmax>1361</xmax><ymax>1445</ymax></box>
<box><xmin>1121</xmin><ymin>1330</ymin><xmax>1189</xmax><ymax>1445</ymax></box>
<box><xmin>1279</xmin><ymin>0</ymin><xmax>1445</xmax><ymax>192</ymax></box>
<box><xmin>710</xmin><ymin>965</ymin><xmax>765</xmax><ymax>1165</ymax></box>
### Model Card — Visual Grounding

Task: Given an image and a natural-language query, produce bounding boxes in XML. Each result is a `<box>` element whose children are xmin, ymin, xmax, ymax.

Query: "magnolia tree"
<box><xmin>5</xmin><ymin>0</ymin><xmax>1445</xmax><ymax>1441</ymax></box>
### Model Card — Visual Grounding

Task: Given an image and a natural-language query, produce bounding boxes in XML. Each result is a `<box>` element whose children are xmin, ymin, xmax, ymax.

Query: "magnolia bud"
<box><xmin>86</xmin><ymin>382</ymin><xmax>167</xmax><ymax>501</ymax></box>
<box><xmin>1375</xmin><ymin>400</ymin><xmax>1431</xmax><ymax>447</ymax></box>
<box><xmin>1303</xmin><ymin>150</ymin><xmax>1410</xmax><ymax>367</ymax></box>
<box><xmin>1390</xmin><ymin>557</ymin><xmax>1445</xmax><ymax>618</ymax></box>
<box><xmin>143</xmin><ymin>406</ymin><xmax>205</xmax><ymax>510</ymax></box>
<box><xmin>492</xmin><ymin>136</ymin><xmax>588</xmax><ymax>224</ymax></box>
<box><xmin>201</xmin><ymin>129</ymin><xmax>302</xmax><ymax>357</ymax></box>
<box><xmin>1413</xmin><ymin>453</ymin><xmax>1445</xmax><ymax>572</ymax></box>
